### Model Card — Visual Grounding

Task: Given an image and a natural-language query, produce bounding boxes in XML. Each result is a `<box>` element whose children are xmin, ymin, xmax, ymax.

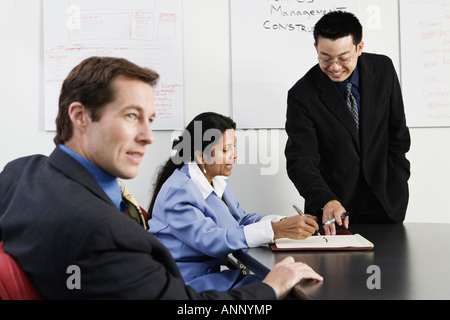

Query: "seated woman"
<box><xmin>148</xmin><ymin>112</ymin><xmax>318</xmax><ymax>292</ymax></box>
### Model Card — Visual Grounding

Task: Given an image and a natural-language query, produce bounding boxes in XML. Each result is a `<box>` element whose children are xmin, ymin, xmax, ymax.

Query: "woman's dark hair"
<box><xmin>147</xmin><ymin>112</ymin><xmax>236</xmax><ymax>218</ymax></box>
<box><xmin>313</xmin><ymin>11</ymin><xmax>363</xmax><ymax>45</ymax></box>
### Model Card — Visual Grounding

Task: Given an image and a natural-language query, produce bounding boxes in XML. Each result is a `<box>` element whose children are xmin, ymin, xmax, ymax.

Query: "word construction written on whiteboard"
<box><xmin>400</xmin><ymin>0</ymin><xmax>450</xmax><ymax>127</ymax></box>
<box><xmin>43</xmin><ymin>0</ymin><xmax>183</xmax><ymax>131</ymax></box>
<box><xmin>230</xmin><ymin>0</ymin><xmax>357</xmax><ymax>129</ymax></box>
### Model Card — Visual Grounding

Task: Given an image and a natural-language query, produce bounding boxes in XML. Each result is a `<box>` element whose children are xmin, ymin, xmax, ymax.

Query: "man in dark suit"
<box><xmin>0</xmin><ymin>56</ymin><xmax>322</xmax><ymax>299</ymax></box>
<box><xmin>285</xmin><ymin>11</ymin><xmax>411</xmax><ymax>235</ymax></box>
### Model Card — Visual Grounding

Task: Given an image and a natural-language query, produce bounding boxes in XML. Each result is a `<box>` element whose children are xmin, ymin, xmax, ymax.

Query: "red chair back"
<box><xmin>0</xmin><ymin>241</ymin><xmax>43</xmax><ymax>300</ymax></box>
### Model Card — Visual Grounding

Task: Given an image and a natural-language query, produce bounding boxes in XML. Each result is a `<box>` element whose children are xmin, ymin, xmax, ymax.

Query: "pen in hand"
<box><xmin>292</xmin><ymin>204</ymin><xmax>320</xmax><ymax>236</ymax></box>
<box><xmin>323</xmin><ymin>212</ymin><xmax>350</xmax><ymax>226</ymax></box>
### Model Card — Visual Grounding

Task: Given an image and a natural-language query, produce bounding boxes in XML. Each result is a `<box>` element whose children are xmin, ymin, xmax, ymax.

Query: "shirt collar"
<box><xmin>58</xmin><ymin>144</ymin><xmax>122</xmax><ymax>209</ymax></box>
<box><xmin>335</xmin><ymin>66</ymin><xmax>360</xmax><ymax>93</ymax></box>
<box><xmin>187</xmin><ymin>162</ymin><xmax>228</xmax><ymax>199</ymax></box>
<box><xmin>350</xmin><ymin>65</ymin><xmax>359</xmax><ymax>88</ymax></box>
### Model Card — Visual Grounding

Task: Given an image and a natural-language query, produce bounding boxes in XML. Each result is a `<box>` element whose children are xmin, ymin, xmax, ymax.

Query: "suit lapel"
<box><xmin>48</xmin><ymin>147</ymin><xmax>116</xmax><ymax>207</ymax></box>
<box><xmin>358</xmin><ymin>54</ymin><xmax>378</xmax><ymax>155</ymax></box>
<box><xmin>221</xmin><ymin>184</ymin><xmax>241</xmax><ymax>222</ymax></box>
<box><xmin>315</xmin><ymin>68</ymin><xmax>360</xmax><ymax>150</ymax></box>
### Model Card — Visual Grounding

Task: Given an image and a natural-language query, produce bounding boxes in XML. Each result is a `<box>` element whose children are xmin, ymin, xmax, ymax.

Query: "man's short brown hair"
<box><xmin>54</xmin><ymin>56</ymin><xmax>159</xmax><ymax>145</ymax></box>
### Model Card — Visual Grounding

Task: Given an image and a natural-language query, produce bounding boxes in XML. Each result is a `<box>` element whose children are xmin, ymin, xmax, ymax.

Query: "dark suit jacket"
<box><xmin>0</xmin><ymin>147</ymin><xmax>275</xmax><ymax>299</ymax></box>
<box><xmin>285</xmin><ymin>53</ymin><xmax>411</xmax><ymax>222</ymax></box>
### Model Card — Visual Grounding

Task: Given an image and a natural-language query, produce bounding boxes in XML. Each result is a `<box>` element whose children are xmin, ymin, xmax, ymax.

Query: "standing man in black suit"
<box><xmin>0</xmin><ymin>56</ymin><xmax>322</xmax><ymax>299</ymax></box>
<box><xmin>285</xmin><ymin>11</ymin><xmax>411</xmax><ymax>235</ymax></box>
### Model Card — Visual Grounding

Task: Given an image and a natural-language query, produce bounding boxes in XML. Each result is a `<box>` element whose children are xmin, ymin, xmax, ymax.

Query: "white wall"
<box><xmin>1</xmin><ymin>0</ymin><xmax>450</xmax><ymax>223</ymax></box>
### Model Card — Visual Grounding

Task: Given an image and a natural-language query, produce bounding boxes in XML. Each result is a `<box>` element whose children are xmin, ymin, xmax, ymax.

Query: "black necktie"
<box><xmin>118</xmin><ymin>180</ymin><xmax>148</xmax><ymax>230</ymax></box>
<box><xmin>345</xmin><ymin>82</ymin><xmax>359</xmax><ymax>131</ymax></box>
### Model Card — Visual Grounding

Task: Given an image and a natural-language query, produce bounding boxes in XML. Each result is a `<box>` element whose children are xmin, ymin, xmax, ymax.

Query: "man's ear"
<box><xmin>357</xmin><ymin>41</ymin><xmax>364</xmax><ymax>56</ymax></box>
<box><xmin>68</xmin><ymin>102</ymin><xmax>90</xmax><ymax>131</ymax></box>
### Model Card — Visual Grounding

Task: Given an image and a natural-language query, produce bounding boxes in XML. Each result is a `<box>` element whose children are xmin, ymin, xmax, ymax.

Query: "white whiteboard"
<box><xmin>400</xmin><ymin>0</ymin><xmax>450</xmax><ymax>127</ymax></box>
<box><xmin>230</xmin><ymin>0</ymin><xmax>357</xmax><ymax>129</ymax></box>
<box><xmin>43</xmin><ymin>0</ymin><xmax>183</xmax><ymax>131</ymax></box>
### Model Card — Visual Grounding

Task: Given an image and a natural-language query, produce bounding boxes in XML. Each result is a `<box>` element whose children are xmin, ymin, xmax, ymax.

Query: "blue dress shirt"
<box><xmin>58</xmin><ymin>144</ymin><xmax>123</xmax><ymax>211</ymax></box>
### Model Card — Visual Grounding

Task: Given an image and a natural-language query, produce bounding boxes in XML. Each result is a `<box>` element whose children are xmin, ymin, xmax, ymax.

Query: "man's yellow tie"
<box><xmin>117</xmin><ymin>180</ymin><xmax>148</xmax><ymax>230</ymax></box>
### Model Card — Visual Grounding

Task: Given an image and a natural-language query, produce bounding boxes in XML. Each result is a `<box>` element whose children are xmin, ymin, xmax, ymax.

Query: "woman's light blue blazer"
<box><xmin>149</xmin><ymin>163</ymin><xmax>264</xmax><ymax>291</ymax></box>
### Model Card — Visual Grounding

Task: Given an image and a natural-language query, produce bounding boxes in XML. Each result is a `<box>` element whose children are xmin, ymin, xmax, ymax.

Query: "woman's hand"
<box><xmin>272</xmin><ymin>215</ymin><xmax>319</xmax><ymax>240</ymax></box>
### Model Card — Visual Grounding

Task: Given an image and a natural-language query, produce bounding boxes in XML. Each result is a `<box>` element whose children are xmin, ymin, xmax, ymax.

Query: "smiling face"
<box><xmin>315</xmin><ymin>35</ymin><xmax>364</xmax><ymax>82</ymax></box>
<box><xmin>202</xmin><ymin>129</ymin><xmax>237</xmax><ymax>182</ymax></box>
<box><xmin>66</xmin><ymin>76</ymin><xmax>155</xmax><ymax>179</ymax></box>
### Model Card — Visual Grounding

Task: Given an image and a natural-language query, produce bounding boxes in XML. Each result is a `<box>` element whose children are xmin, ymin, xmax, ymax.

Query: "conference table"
<box><xmin>233</xmin><ymin>223</ymin><xmax>450</xmax><ymax>300</ymax></box>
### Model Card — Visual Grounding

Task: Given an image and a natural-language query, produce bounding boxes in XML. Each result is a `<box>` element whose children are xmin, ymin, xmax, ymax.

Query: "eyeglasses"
<box><xmin>318</xmin><ymin>56</ymin><xmax>353</xmax><ymax>66</ymax></box>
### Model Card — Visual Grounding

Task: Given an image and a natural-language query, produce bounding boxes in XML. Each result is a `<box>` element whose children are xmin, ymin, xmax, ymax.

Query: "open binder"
<box><xmin>270</xmin><ymin>230</ymin><xmax>374</xmax><ymax>251</ymax></box>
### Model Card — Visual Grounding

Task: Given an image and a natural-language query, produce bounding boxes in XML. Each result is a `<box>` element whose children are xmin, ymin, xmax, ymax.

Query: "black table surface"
<box><xmin>233</xmin><ymin>223</ymin><xmax>450</xmax><ymax>300</ymax></box>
